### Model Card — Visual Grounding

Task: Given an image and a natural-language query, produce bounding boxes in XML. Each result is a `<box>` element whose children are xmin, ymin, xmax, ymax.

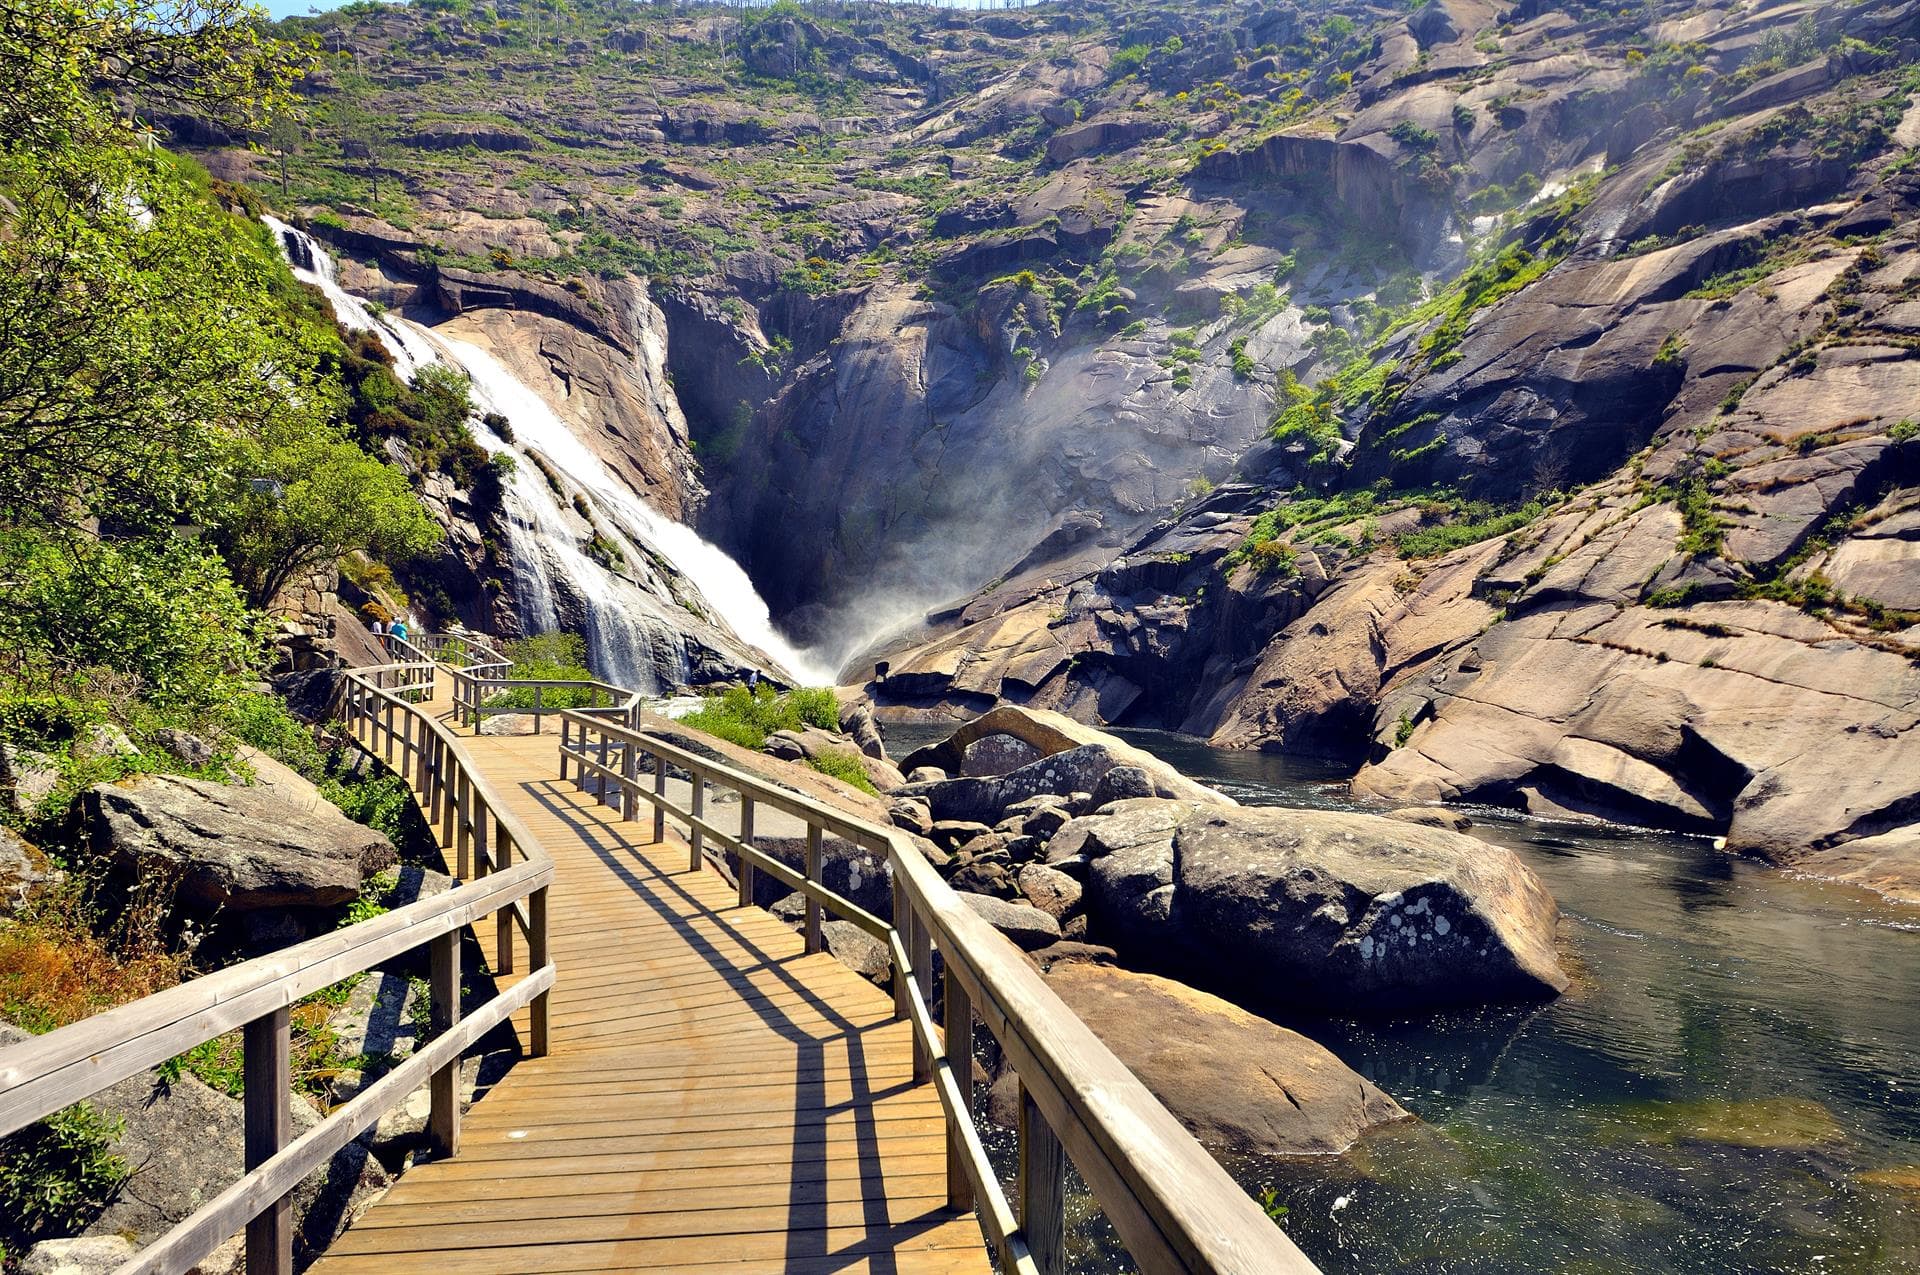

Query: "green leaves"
<box><xmin>213</xmin><ymin>420</ymin><xmax>444</xmax><ymax>609</ymax></box>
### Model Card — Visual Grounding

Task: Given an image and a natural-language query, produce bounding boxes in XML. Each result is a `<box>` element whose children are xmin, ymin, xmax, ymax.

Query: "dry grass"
<box><xmin>0</xmin><ymin>881</ymin><xmax>189</xmax><ymax>1034</ymax></box>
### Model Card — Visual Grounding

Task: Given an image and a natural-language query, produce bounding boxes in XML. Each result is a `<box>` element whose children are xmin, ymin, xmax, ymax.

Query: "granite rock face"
<box><xmin>1039</xmin><ymin>962</ymin><xmax>1410</xmax><ymax>1155</ymax></box>
<box><xmin>85</xmin><ymin>775</ymin><xmax>395</xmax><ymax>914</ymax></box>
<box><xmin>1070</xmin><ymin>800</ymin><xmax>1569</xmax><ymax>1011</ymax></box>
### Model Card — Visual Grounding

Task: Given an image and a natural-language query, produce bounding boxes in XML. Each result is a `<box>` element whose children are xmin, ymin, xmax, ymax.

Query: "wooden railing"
<box><xmin>0</xmin><ymin>654</ymin><xmax>554</xmax><ymax>1275</ymax></box>
<box><xmin>557</xmin><ymin>710</ymin><xmax>1320</xmax><ymax>1275</ymax></box>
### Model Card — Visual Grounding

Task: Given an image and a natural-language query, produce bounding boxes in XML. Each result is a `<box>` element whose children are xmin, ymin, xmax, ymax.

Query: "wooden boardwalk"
<box><xmin>311</xmin><ymin>691</ymin><xmax>989</xmax><ymax>1274</ymax></box>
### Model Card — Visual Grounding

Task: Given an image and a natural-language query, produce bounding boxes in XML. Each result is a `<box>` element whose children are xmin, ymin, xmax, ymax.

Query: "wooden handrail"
<box><xmin>0</xmin><ymin>648</ymin><xmax>555</xmax><ymax>1275</ymax></box>
<box><xmin>555</xmin><ymin>709</ymin><xmax>1318</xmax><ymax>1275</ymax></box>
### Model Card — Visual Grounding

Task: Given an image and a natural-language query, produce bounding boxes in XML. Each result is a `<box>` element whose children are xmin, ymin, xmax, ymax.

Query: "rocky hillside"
<box><xmin>196</xmin><ymin>0</ymin><xmax>1920</xmax><ymax>892</ymax></box>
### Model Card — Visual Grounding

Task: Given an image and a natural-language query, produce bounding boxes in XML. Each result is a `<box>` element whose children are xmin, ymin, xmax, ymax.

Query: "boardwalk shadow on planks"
<box><xmin>520</xmin><ymin>777</ymin><xmax>914</xmax><ymax>1268</ymax></box>
<box><xmin>310</xmin><ymin>704</ymin><xmax>985</xmax><ymax>1274</ymax></box>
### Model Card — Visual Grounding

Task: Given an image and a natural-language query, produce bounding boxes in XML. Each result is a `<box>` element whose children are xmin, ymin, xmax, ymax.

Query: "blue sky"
<box><xmin>263</xmin><ymin>0</ymin><xmax>354</xmax><ymax>16</ymax></box>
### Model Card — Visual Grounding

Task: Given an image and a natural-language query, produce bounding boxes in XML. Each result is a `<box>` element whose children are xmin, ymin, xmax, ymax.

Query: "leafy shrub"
<box><xmin>1247</xmin><ymin>539</ymin><xmax>1298</xmax><ymax>575</ymax></box>
<box><xmin>0</xmin><ymin>894</ymin><xmax>189</xmax><ymax>1034</ymax></box>
<box><xmin>807</xmin><ymin>748</ymin><xmax>878</xmax><ymax>795</ymax></box>
<box><xmin>0</xmin><ymin>533</ymin><xmax>261</xmax><ymax>718</ymax></box>
<box><xmin>1395</xmin><ymin>500</ymin><xmax>1546</xmax><ymax>559</ymax></box>
<box><xmin>0</xmin><ymin>1103</ymin><xmax>128</xmax><ymax>1247</ymax></box>
<box><xmin>320</xmin><ymin>771</ymin><xmax>422</xmax><ymax>852</ymax></box>
<box><xmin>681</xmin><ymin>684</ymin><xmax>841</xmax><ymax>751</ymax></box>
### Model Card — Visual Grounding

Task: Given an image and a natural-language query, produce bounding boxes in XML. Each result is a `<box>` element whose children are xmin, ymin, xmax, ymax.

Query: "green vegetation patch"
<box><xmin>681</xmin><ymin>684</ymin><xmax>840</xmax><ymax>752</ymax></box>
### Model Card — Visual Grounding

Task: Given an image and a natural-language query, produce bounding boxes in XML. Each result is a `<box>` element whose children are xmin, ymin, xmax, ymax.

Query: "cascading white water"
<box><xmin>406</xmin><ymin>328</ymin><xmax>828</xmax><ymax>683</ymax></box>
<box><xmin>264</xmin><ymin>218</ymin><xmax>830</xmax><ymax>689</ymax></box>
<box><xmin>263</xmin><ymin>216</ymin><xmax>436</xmax><ymax>379</ymax></box>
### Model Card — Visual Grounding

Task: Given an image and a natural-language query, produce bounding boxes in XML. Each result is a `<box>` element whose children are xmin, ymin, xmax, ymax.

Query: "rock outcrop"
<box><xmin>1037</xmin><ymin>962</ymin><xmax>1410</xmax><ymax>1155</ymax></box>
<box><xmin>85</xmin><ymin>776</ymin><xmax>395</xmax><ymax>914</ymax></box>
<box><xmin>1066</xmin><ymin>800</ymin><xmax>1569</xmax><ymax>1010</ymax></box>
<box><xmin>896</xmin><ymin>706</ymin><xmax>1234</xmax><ymax>812</ymax></box>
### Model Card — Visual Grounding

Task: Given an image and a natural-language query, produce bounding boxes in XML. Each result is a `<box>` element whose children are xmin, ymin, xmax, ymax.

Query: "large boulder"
<box><xmin>898</xmin><ymin>706</ymin><xmax>1232</xmax><ymax>808</ymax></box>
<box><xmin>763</xmin><ymin>726</ymin><xmax>906</xmax><ymax>791</ymax></box>
<box><xmin>736</xmin><ymin>833</ymin><xmax>895</xmax><ymax>923</ymax></box>
<box><xmin>85</xmin><ymin>775</ymin><xmax>395</xmax><ymax>913</ymax></box>
<box><xmin>1070</xmin><ymin>800</ymin><xmax>1568</xmax><ymax>1011</ymax></box>
<box><xmin>960</xmin><ymin>892</ymin><xmax>1062</xmax><ymax>951</ymax></box>
<box><xmin>1040</xmin><ymin>963</ymin><xmax>1410</xmax><ymax>1155</ymax></box>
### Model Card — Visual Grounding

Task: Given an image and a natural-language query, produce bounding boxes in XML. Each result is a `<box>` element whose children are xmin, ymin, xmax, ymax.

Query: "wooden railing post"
<box><xmin>911</xmin><ymin>906</ymin><xmax>933</xmax><ymax>1083</ymax></box>
<box><xmin>944</xmin><ymin>964</ymin><xmax>974</xmax><ymax>1211</ymax></box>
<box><xmin>653</xmin><ymin>754</ymin><xmax>667</xmax><ymax>845</ymax></box>
<box><xmin>596</xmin><ymin>731</ymin><xmax>610</xmax><ymax>805</ymax></box>
<box><xmin>243</xmin><ymin>1006</ymin><xmax>292</xmax><ymax>1275</ymax></box>
<box><xmin>428</xmin><ymin>930</ymin><xmax>461</xmax><ymax>1159</ymax></box>
<box><xmin>689</xmin><ymin>777</ymin><xmax>705</xmax><ymax>873</ymax></box>
<box><xmin>1019</xmin><ymin>1079</ymin><xmax>1066</xmax><ymax>1275</ymax></box>
<box><xmin>891</xmin><ymin>874</ymin><xmax>913</xmax><ymax>1025</ymax></box>
<box><xmin>529</xmin><ymin>885</ymin><xmax>550</xmax><ymax>1057</ymax></box>
<box><xmin>438</xmin><ymin>739</ymin><xmax>455</xmax><ymax>846</ymax></box>
<box><xmin>558</xmin><ymin>717</ymin><xmax>571</xmax><ymax>785</ymax></box>
<box><xmin>473</xmin><ymin>798</ymin><xmax>490</xmax><ymax>880</ymax></box>
<box><xmin>737</xmin><ymin>796</ymin><xmax>756</xmax><ymax>908</ymax></box>
<box><xmin>533</xmin><ymin>684</ymin><xmax>544</xmax><ymax>735</ymax></box>
<box><xmin>620</xmin><ymin>739</ymin><xmax>638</xmax><ymax>822</ymax></box>
<box><xmin>804</xmin><ymin>824</ymin><xmax>823</xmax><ymax>954</ymax></box>
<box><xmin>494</xmin><ymin>818</ymin><xmax>515</xmax><ymax>975</ymax></box>
<box><xmin>455</xmin><ymin>768</ymin><xmax>472</xmax><ymax>880</ymax></box>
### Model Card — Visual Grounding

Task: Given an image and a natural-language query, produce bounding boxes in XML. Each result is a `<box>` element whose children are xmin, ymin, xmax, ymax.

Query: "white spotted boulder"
<box><xmin>1067</xmin><ymin>799</ymin><xmax>1567</xmax><ymax>1012</ymax></box>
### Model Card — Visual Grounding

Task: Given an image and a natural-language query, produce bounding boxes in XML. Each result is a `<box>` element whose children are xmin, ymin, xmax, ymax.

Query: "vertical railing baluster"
<box><xmin>911</xmin><ymin>906</ymin><xmax>932</xmax><ymax>1083</ymax></box>
<box><xmin>1019</xmin><ymin>1081</ymin><xmax>1066</xmax><ymax>1275</ymax></box>
<box><xmin>428</xmin><ymin>930</ymin><xmax>461</xmax><ymax>1159</ymax></box>
<box><xmin>455</xmin><ymin>768</ymin><xmax>472</xmax><ymax>880</ymax></box>
<box><xmin>530</xmin><ymin>884</ymin><xmax>550</xmax><ymax>1057</ymax></box>
<box><xmin>243</xmin><ymin>1006</ymin><xmax>292</xmax><ymax>1275</ymax></box>
<box><xmin>804</xmin><ymin>824</ymin><xmax>823</xmax><ymax>954</ymax></box>
<box><xmin>474</xmin><ymin>798</ymin><xmax>491</xmax><ymax>880</ymax></box>
<box><xmin>495</xmin><ymin>818</ymin><xmax>515</xmax><ymax>975</ymax></box>
<box><xmin>892</xmin><ymin>874</ymin><xmax>913</xmax><ymax>1025</ymax></box>
<box><xmin>620</xmin><ymin>737</ymin><xmax>638</xmax><ymax>822</ymax></box>
<box><xmin>944</xmin><ymin>962</ymin><xmax>975</xmax><ymax>1211</ymax></box>
<box><xmin>689</xmin><ymin>776</ymin><xmax>705</xmax><ymax>873</ymax></box>
<box><xmin>737</xmin><ymin>796</ymin><xmax>756</xmax><ymax>908</ymax></box>
<box><xmin>653</xmin><ymin>754</ymin><xmax>667</xmax><ymax>845</ymax></box>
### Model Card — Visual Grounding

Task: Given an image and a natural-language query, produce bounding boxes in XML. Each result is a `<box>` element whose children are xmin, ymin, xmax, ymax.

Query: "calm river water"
<box><xmin>883</xmin><ymin>722</ymin><xmax>1920</xmax><ymax>1273</ymax></box>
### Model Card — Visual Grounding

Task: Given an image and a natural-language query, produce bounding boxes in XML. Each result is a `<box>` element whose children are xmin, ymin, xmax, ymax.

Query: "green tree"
<box><xmin>266</xmin><ymin>108</ymin><xmax>302</xmax><ymax>197</ymax></box>
<box><xmin>214</xmin><ymin>425</ymin><xmax>444</xmax><ymax>610</ymax></box>
<box><xmin>0</xmin><ymin>145</ymin><xmax>332</xmax><ymax>539</ymax></box>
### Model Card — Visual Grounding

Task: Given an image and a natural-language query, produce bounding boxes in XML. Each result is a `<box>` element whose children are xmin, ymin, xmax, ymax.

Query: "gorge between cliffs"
<box><xmin>4</xmin><ymin>0</ymin><xmax>1920</xmax><ymax>1269</ymax></box>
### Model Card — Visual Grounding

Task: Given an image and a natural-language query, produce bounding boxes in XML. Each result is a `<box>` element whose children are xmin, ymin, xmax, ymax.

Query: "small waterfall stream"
<box><xmin>266</xmin><ymin>218</ymin><xmax>828</xmax><ymax>689</ymax></box>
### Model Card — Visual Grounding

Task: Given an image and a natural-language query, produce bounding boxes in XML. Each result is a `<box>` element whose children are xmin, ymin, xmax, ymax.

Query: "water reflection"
<box><xmin>883</xmin><ymin>721</ymin><xmax>1920</xmax><ymax>1273</ymax></box>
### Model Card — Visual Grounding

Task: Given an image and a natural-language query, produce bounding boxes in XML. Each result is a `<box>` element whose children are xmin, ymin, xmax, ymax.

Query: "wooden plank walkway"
<box><xmin>312</xmin><ymin>691</ymin><xmax>990</xmax><ymax>1275</ymax></box>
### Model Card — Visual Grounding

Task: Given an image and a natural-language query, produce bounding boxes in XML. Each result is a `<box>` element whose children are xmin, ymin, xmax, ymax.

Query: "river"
<box><xmin>881</xmin><ymin>723</ymin><xmax>1920</xmax><ymax>1274</ymax></box>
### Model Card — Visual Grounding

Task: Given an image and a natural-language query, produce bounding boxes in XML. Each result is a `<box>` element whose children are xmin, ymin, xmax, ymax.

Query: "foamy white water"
<box><xmin>266</xmin><ymin>218</ymin><xmax>829</xmax><ymax>688</ymax></box>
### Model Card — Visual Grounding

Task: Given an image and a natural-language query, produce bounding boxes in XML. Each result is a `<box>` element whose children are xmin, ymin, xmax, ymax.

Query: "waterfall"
<box><xmin>265</xmin><ymin>218</ymin><xmax>829</xmax><ymax>690</ymax></box>
<box><xmin>262</xmin><ymin>216</ymin><xmax>436</xmax><ymax>380</ymax></box>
